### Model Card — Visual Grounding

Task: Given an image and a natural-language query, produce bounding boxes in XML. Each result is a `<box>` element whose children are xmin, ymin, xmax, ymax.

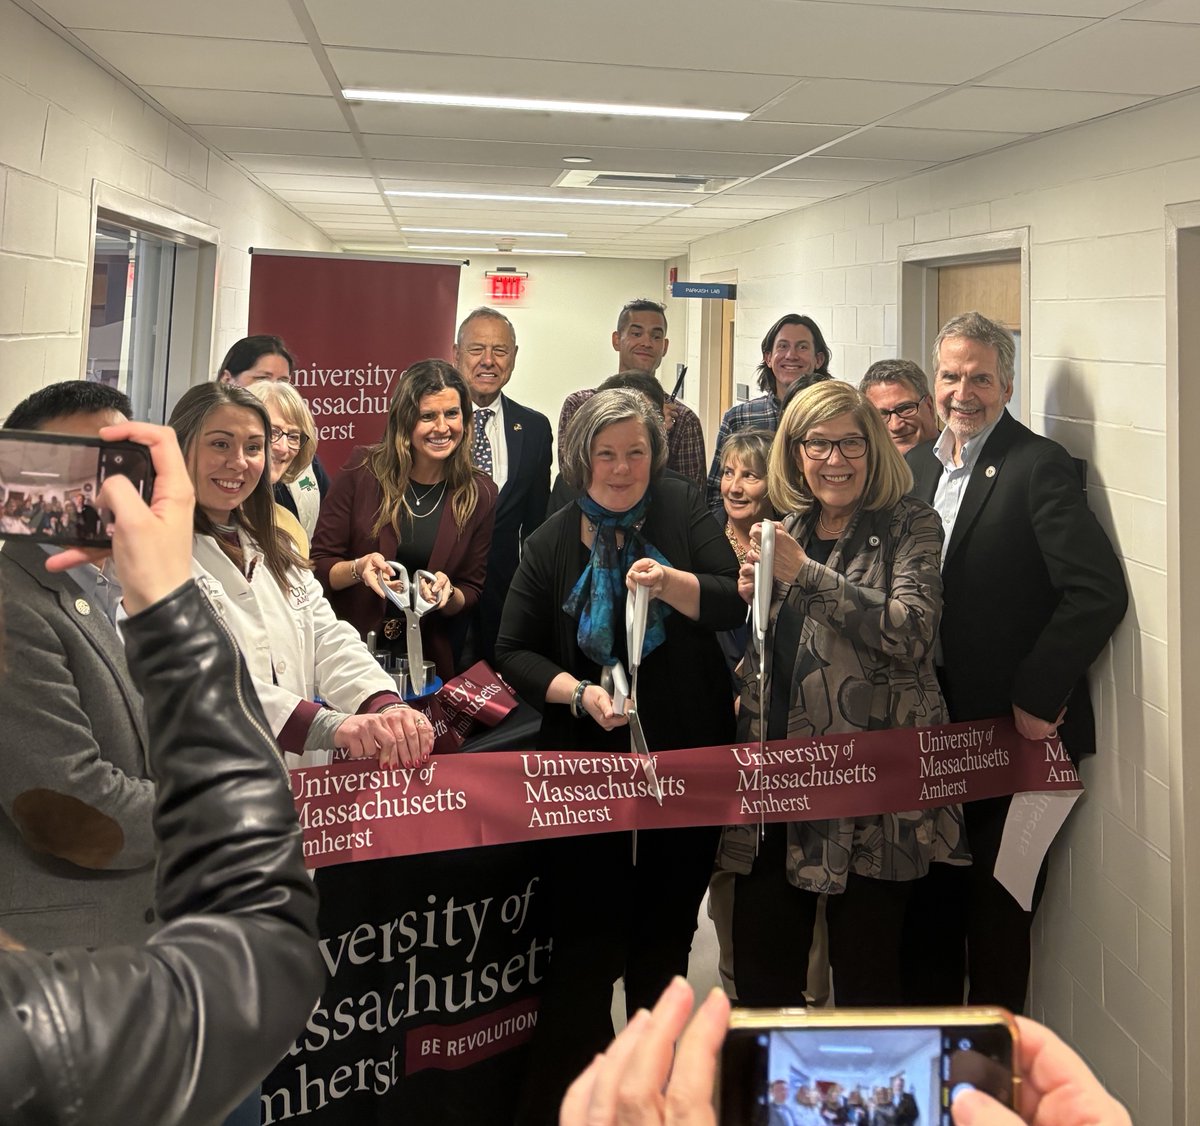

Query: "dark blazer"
<box><xmin>906</xmin><ymin>410</ymin><xmax>1127</xmax><ymax>761</ymax></box>
<box><xmin>310</xmin><ymin>456</ymin><xmax>498</xmax><ymax>681</ymax></box>
<box><xmin>474</xmin><ymin>393</ymin><xmax>552</xmax><ymax>664</ymax></box>
<box><xmin>0</xmin><ymin>541</ymin><xmax>155</xmax><ymax>951</ymax></box>
<box><xmin>495</xmin><ymin>474</ymin><xmax>744</xmax><ymax>756</ymax></box>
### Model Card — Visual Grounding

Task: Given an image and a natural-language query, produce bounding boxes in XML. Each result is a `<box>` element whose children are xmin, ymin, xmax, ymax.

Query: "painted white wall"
<box><xmin>0</xmin><ymin>0</ymin><xmax>335</xmax><ymax>420</ymax></box>
<box><xmin>452</xmin><ymin>254</ymin><xmax>682</xmax><ymax>462</ymax></box>
<box><xmin>684</xmin><ymin>90</ymin><xmax>1195</xmax><ymax>1125</ymax></box>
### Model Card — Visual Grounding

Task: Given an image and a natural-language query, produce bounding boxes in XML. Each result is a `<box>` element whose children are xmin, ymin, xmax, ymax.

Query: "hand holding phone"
<box><xmin>46</xmin><ymin>422</ymin><xmax>194</xmax><ymax>615</ymax></box>
<box><xmin>0</xmin><ymin>429</ymin><xmax>155</xmax><ymax>549</ymax></box>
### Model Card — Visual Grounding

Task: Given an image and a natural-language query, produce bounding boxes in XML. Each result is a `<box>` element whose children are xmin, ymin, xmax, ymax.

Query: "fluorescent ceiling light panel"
<box><xmin>400</xmin><ymin>226</ymin><xmax>568</xmax><ymax>238</ymax></box>
<box><xmin>343</xmin><ymin>89</ymin><xmax>747</xmax><ymax>122</ymax></box>
<box><xmin>408</xmin><ymin>245</ymin><xmax>586</xmax><ymax>256</ymax></box>
<box><xmin>386</xmin><ymin>190</ymin><xmax>682</xmax><ymax>209</ymax></box>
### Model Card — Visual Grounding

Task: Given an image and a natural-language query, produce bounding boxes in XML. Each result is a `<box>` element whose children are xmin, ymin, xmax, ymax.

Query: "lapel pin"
<box><xmin>513</xmin><ymin>422</ymin><xmax>523</xmax><ymax>431</ymax></box>
<box><xmin>868</xmin><ymin>535</ymin><xmax>880</xmax><ymax>548</ymax></box>
<box><xmin>985</xmin><ymin>465</ymin><xmax>997</xmax><ymax>478</ymax></box>
<box><xmin>74</xmin><ymin>598</ymin><xmax>91</xmax><ymax>616</ymax></box>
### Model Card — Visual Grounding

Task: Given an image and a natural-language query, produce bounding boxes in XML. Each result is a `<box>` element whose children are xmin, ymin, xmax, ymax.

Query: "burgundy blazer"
<box><xmin>310</xmin><ymin>457</ymin><xmax>498</xmax><ymax>681</ymax></box>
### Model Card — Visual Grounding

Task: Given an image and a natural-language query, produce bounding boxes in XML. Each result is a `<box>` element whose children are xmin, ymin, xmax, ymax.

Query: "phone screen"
<box><xmin>0</xmin><ymin>431</ymin><xmax>154</xmax><ymax>548</ymax></box>
<box><xmin>720</xmin><ymin>1016</ymin><xmax>1015</xmax><ymax>1126</ymax></box>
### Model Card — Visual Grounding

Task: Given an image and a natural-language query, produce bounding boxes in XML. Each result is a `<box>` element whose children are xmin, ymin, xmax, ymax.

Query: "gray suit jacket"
<box><xmin>0</xmin><ymin>541</ymin><xmax>156</xmax><ymax>950</ymax></box>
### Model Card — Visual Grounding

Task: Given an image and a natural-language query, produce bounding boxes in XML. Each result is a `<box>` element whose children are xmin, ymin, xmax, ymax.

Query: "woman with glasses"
<box><xmin>247</xmin><ymin>380</ymin><xmax>317</xmax><ymax>556</ymax></box>
<box><xmin>718</xmin><ymin>380</ymin><xmax>968</xmax><ymax>1007</ymax></box>
<box><xmin>218</xmin><ymin>334</ymin><xmax>330</xmax><ymax>537</ymax></box>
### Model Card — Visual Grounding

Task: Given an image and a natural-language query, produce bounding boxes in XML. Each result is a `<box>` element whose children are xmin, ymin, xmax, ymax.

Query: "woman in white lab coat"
<box><xmin>168</xmin><ymin>382</ymin><xmax>432</xmax><ymax>767</ymax></box>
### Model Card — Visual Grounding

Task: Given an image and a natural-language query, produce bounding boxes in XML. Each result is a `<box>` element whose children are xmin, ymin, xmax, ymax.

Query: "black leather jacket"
<box><xmin>0</xmin><ymin>581</ymin><xmax>322</xmax><ymax>1124</ymax></box>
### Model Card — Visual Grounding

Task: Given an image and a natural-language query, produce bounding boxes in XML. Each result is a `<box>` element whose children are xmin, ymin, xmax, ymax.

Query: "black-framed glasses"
<box><xmin>795</xmin><ymin>436</ymin><xmax>868</xmax><ymax>460</ymax></box>
<box><xmin>270</xmin><ymin>427</ymin><xmax>308</xmax><ymax>450</ymax></box>
<box><xmin>876</xmin><ymin>396</ymin><xmax>927</xmax><ymax>422</ymax></box>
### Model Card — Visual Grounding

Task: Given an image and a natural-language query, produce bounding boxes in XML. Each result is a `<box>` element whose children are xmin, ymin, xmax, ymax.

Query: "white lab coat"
<box><xmin>191</xmin><ymin>530</ymin><xmax>395</xmax><ymax>750</ymax></box>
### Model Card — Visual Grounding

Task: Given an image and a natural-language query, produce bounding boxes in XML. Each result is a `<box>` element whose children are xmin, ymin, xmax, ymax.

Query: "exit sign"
<box><xmin>487</xmin><ymin>273</ymin><xmax>526</xmax><ymax>302</ymax></box>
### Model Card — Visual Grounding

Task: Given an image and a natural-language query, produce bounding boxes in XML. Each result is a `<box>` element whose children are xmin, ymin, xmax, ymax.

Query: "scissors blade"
<box><xmin>628</xmin><ymin>707</ymin><xmax>663</xmax><ymax>804</ymax></box>
<box><xmin>752</xmin><ymin>521</ymin><xmax>775</xmax><ymax>843</ymax></box>
<box><xmin>405</xmin><ymin>609</ymin><xmax>426</xmax><ymax>695</ymax></box>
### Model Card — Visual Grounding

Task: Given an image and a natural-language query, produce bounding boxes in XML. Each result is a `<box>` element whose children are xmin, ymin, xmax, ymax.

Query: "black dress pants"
<box><xmin>900</xmin><ymin>795</ymin><xmax>1049</xmax><ymax>1013</ymax></box>
<box><xmin>730</xmin><ymin>822</ymin><xmax>912</xmax><ymax>1007</ymax></box>
<box><xmin>514</xmin><ymin>824</ymin><xmax>719</xmax><ymax>1125</ymax></box>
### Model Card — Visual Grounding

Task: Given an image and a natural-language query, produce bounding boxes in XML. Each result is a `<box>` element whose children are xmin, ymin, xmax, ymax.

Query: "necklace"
<box><xmin>724</xmin><ymin>520</ymin><xmax>749</xmax><ymax>564</ymax></box>
<box><xmin>406</xmin><ymin>481</ymin><xmax>447</xmax><ymax>518</ymax></box>
<box><xmin>817</xmin><ymin>510</ymin><xmax>850</xmax><ymax>538</ymax></box>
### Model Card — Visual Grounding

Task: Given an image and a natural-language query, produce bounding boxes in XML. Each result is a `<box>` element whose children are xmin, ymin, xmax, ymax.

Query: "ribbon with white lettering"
<box><xmin>293</xmin><ymin>717</ymin><xmax>1082</xmax><ymax>870</ymax></box>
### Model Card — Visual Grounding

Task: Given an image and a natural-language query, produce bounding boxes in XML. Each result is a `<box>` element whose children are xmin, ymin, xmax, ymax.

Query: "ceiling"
<box><xmin>20</xmin><ymin>0</ymin><xmax>1200</xmax><ymax>260</ymax></box>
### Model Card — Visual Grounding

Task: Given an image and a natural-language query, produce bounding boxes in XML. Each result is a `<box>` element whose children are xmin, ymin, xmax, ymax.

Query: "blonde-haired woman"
<box><xmin>720</xmin><ymin>380</ymin><xmax>968</xmax><ymax>1008</ymax></box>
<box><xmin>246</xmin><ymin>379</ymin><xmax>317</xmax><ymax>555</ymax></box>
<box><xmin>311</xmin><ymin>360</ymin><xmax>497</xmax><ymax>681</ymax></box>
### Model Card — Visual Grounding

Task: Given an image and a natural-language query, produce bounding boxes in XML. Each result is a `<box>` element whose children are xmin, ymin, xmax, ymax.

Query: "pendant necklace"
<box><xmin>407</xmin><ymin>480</ymin><xmax>446</xmax><ymax>517</ymax></box>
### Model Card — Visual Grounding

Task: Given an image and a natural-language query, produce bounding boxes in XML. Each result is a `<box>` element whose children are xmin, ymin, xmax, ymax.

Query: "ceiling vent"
<box><xmin>555</xmin><ymin>169</ymin><xmax>740</xmax><ymax>193</ymax></box>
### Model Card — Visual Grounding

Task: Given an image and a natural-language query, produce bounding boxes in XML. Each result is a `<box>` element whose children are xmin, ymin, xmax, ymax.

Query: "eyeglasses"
<box><xmin>795</xmin><ymin>436</ymin><xmax>868</xmax><ymax>460</ymax></box>
<box><xmin>875</xmin><ymin>396</ymin><xmax>927</xmax><ymax>422</ymax></box>
<box><xmin>270</xmin><ymin>427</ymin><xmax>308</xmax><ymax>450</ymax></box>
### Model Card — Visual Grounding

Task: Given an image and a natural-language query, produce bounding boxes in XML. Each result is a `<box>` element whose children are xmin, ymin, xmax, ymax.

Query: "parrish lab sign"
<box><xmin>670</xmin><ymin>281</ymin><xmax>738</xmax><ymax>300</ymax></box>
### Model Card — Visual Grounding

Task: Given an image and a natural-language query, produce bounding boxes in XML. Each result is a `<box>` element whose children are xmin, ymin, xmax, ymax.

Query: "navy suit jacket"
<box><xmin>475</xmin><ymin>393</ymin><xmax>552</xmax><ymax>663</ymax></box>
<box><xmin>906</xmin><ymin>410</ymin><xmax>1127</xmax><ymax>762</ymax></box>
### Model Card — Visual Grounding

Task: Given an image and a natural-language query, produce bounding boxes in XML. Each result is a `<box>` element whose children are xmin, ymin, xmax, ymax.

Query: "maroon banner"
<box><xmin>293</xmin><ymin>717</ymin><xmax>1082</xmax><ymax>870</ymax></box>
<box><xmin>248</xmin><ymin>250</ymin><xmax>462</xmax><ymax>475</ymax></box>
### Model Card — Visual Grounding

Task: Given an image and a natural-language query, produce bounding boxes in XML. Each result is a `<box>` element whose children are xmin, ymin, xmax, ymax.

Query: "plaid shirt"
<box><xmin>705</xmin><ymin>393</ymin><xmax>781</xmax><ymax>510</ymax></box>
<box><xmin>557</xmin><ymin>389</ymin><xmax>707</xmax><ymax>488</ymax></box>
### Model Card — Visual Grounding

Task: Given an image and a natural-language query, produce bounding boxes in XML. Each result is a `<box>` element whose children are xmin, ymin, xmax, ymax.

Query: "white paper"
<box><xmin>994</xmin><ymin>789</ymin><xmax>1082</xmax><ymax>910</ymax></box>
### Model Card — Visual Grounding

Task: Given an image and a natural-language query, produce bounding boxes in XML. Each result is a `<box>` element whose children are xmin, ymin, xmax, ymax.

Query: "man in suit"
<box><xmin>557</xmin><ymin>300</ymin><xmax>707</xmax><ymax>489</ymax></box>
<box><xmin>0</xmin><ymin>381</ymin><xmax>156</xmax><ymax>952</ymax></box>
<box><xmin>454</xmin><ymin>306</ymin><xmax>552</xmax><ymax>665</ymax></box>
<box><xmin>903</xmin><ymin>311</ymin><xmax>1127</xmax><ymax>1013</ymax></box>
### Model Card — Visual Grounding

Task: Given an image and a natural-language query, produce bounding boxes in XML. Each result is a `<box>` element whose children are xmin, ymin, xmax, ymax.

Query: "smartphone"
<box><xmin>0</xmin><ymin>430</ymin><xmax>154</xmax><ymax>548</ymax></box>
<box><xmin>719</xmin><ymin>1006</ymin><xmax>1018</xmax><ymax>1126</ymax></box>
<box><xmin>669</xmin><ymin>364</ymin><xmax>687</xmax><ymax>400</ymax></box>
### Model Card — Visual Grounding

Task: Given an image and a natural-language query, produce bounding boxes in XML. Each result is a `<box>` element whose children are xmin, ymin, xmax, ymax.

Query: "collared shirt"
<box><xmin>41</xmin><ymin>546</ymin><xmax>124</xmax><ymax>627</ymax></box>
<box><xmin>705</xmin><ymin>393</ymin><xmax>781</xmax><ymax>509</ymax></box>
<box><xmin>476</xmin><ymin>395</ymin><xmax>509</xmax><ymax>492</ymax></box>
<box><xmin>931</xmin><ymin>414</ymin><xmax>1003</xmax><ymax>564</ymax></box>
<box><xmin>557</xmin><ymin>387</ymin><xmax>707</xmax><ymax>487</ymax></box>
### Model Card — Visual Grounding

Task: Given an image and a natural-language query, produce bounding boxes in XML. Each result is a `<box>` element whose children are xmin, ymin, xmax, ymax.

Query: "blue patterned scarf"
<box><xmin>564</xmin><ymin>492</ymin><xmax>671</xmax><ymax>667</ymax></box>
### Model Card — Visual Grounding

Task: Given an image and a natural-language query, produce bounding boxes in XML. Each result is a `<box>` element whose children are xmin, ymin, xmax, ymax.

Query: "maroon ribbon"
<box><xmin>292</xmin><ymin>717</ymin><xmax>1082</xmax><ymax>870</ymax></box>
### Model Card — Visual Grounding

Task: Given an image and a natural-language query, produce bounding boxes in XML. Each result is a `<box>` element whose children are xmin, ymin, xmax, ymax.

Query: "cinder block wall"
<box><xmin>685</xmin><ymin>91</ymin><xmax>1196</xmax><ymax>1123</ymax></box>
<box><xmin>0</xmin><ymin>0</ymin><xmax>335</xmax><ymax>419</ymax></box>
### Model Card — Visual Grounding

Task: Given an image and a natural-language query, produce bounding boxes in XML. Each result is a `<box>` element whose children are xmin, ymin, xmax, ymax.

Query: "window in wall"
<box><xmin>86</xmin><ymin>220</ymin><xmax>177</xmax><ymax>422</ymax></box>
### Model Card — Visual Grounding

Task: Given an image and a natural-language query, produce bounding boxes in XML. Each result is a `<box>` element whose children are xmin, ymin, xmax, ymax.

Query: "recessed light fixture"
<box><xmin>401</xmin><ymin>226</ymin><xmax>568</xmax><ymax>238</ymax></box>
<box><xmin>562</xmin><ymin>156</ymin><xmax>593</xmax><ymax>165</ymax></box>
<box><xmin>386</xmin><ymin>189</ymin><xmax>683</xmax><ymax>209</ymax></box>
<box><xmin>342</xmin><ymin>89</ymin><xmax>748</xmax><ymax>122</ymax></box>
<box><xmin>408</xmin><ymin>245</ymin><xmax>587</xmax><ymax>256</ymax></box>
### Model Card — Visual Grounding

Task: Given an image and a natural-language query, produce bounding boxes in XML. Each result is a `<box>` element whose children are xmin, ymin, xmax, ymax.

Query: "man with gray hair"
<box><xmin>859</xmin><ymin>358</ymin><xmax>939</xmax><ymax>455</ymax></box>
<box><xmin>453</xmin><ymin>306</ymin><xmax>552</xmax><ymax>665</ymax></box>
<box><xmin>902</xmin><ymin>310</ymin><xmax>1127</xmax><ymax>1013</ymax></box>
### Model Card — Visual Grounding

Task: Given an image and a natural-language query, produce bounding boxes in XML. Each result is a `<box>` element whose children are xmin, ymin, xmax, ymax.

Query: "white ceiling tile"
<box><xmin>769</xmin><ymin>156</ymin><xmax>936</xmax><ymax>180</ymax></box>
<box><xmin>143</xmin><ymin>88</ymin><xmax>347</xmax><ymax>130</ymax></box>
<box><xmin>757</xmin><ymin>78</ymin><xmax>950</xmax><ymax>125</ymax></box>
<box><xmin>360</xmin><ymin>136</ymin><xmax>783</xmax><ymax>177</ymax></box>
<box><xmin>374</xmin><ymin>163</ymin><xmax>561</xmax><ymax>187</ymax></box>
<box><xmin>1124</xmin><ymin>0</ymin><xmax>1200</xmax><ymax>22</ymax></box>
<box><xmin>200</xmin><ymin>128</ymin><xmax>359</xmax><ymax>156</ymax></box>
<box><xmin>824</xmin><ymin>126</ymin><xmax>1027</xmax><ymax>161</ymax></box>
<box><xmin>329</xmin><ymin>48</ymin><xmax>792</xmax><ymax>111</ymax></box>
<box><xmin>352</xmin><ymin>104</ymin><xmax>852</xmax><ymax>155</ymax></box>
<box><xmin>73</xmin><ymin>32</ymin><xmax>328</xmax><ymax>94</ymax></box>
<box><xmin>759</xmin><ymin>176</ymin><xmax>875</xmax><ymax>196</ymax></box>
<box><xmin>232</xmin><ymin>155</ymin><xmax>375</xmax><ymax>176</ymax></box>
<box><xmin>807</xmin><ymin>0</ymin><xmax>1127</xmax><ymax>12</ymax></box>
<box><xmin>306</xmin><ymin>0</ymin><xmax>1089</xmax><ymax>84</ymax></box>
<box><xmin>30</xmin><ymin>0</ymin><xmax>305</xmax><ymax>39</ymax></box>
<box><xmin>256</xmin><ymin>173</ymin><xmax>378</xmax><ymax>193</ymax></box>
<box><xmin>889</xmin><ymin>86</ymin><xmax>1150</xmax><ymax>132</ymax></box>
<box><xmin>274</xmin><ymin>189</ymin><xmax>384</xmax><ymax>206</ymax></box>
<box><xmin>981</xmin><ymin>20</ymin><xmax>1200</xmax><ymax>94</ymax></box>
